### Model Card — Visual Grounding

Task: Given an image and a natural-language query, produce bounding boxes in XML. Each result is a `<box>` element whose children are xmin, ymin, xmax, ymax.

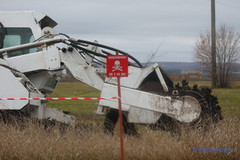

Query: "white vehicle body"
<box><xmin>0</xmin><ymin>11</ymin><xmax>222</xmax><ymax>133</ymax></box>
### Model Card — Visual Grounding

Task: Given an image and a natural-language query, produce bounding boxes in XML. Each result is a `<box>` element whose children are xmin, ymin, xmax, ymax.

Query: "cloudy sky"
<box><xmin>1</xmin><ymin>0</ymin><xmax>240</xmax><ymax>62</ymax></box>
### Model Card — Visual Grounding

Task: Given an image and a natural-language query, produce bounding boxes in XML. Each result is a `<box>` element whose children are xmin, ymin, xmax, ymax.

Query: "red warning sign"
<box><xmin>106</xmin><ymin>55</ymin><xmax>128</xmax><ymax>77</ymax></box>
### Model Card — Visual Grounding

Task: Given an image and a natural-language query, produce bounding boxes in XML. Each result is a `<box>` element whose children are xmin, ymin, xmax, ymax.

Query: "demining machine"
<box><xmin>0</xmin><ymin>11</ymin><xmax>222</xmax><ymax>135</ymax></box>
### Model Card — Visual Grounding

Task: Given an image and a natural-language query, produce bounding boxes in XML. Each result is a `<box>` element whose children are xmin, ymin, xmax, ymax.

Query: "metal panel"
<box><xmin>99</xmin><ymin>83</ymin><xmax>172</xmax><ymax>113</ymax></box>
<box><xmin>6</xmin><ymin>51</ymin><xmax>48</xmax><ymax>72</ymax></box>
<box><xmin>60</xmin><ymin>49</ymin><xmax>104</xmax><ymax>90</ymax></box>
<box><xmin>0</xmin><ymin>66</ymin><xmax>29</xmax><ymax>110</ymax></box>
<box><xmin>154</xmin><ymin>64</ymin><xmax>169</xmax><ymax>92</ymax></box>
<box><xmin>128</xmin><ymin>106</ymin><xmax>162</xmax><ymax>123</ymax></box>
<box><xmin>99</xmin><ymin>83</ymin><xmax>201</xmax><ymax>123</ymax></box>
<box><xmin>6</xmin><ymin>47</ymin><xmax>61</xmax><ymax>73</ymax></box>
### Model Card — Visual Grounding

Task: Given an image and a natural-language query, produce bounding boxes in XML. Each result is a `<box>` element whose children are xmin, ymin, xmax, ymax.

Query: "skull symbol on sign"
<box><xmin>112</xmin><ymin>60</ymin><xmax>123</xmax><ymax>71</ymax></box>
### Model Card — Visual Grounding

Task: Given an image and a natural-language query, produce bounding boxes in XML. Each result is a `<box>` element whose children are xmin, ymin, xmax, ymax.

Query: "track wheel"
<box><xmin>155</xmin><ymin>81</ymin><xmax>223</xmax><ymax>134</ymax></box>
<box><xmin>175</xmin><ymin>81</ymin><xmax>223</xmax><ymax>129</ymax></box>
<box><xmin>104</xmin><ymin>108</ymin><xmax>138</xmax><ymax>136</ymax></box>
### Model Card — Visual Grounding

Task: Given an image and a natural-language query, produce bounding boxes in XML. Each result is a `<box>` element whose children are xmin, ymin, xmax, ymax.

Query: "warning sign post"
<box><xmin>106</xmin><ymin>53</ymin><xmax>128</xmax><ymax>160</ymax></box>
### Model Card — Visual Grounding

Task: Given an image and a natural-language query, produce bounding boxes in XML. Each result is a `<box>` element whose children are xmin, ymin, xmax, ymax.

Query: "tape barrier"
<box><xmin>0</xmin><ymin>97</ymin><xmax>118</xmax><ymax>100</ymax></box>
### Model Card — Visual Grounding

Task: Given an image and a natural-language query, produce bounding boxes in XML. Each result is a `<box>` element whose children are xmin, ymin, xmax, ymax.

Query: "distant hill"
<box><xmin>142</xmin><ymin>62</ymin><xmax>240</xmax><ymax>80</ymax></box>
<box><xmin>142</xmin><ymin>62</ymin><xmax>201</xmax><ymax>75</ymax></box>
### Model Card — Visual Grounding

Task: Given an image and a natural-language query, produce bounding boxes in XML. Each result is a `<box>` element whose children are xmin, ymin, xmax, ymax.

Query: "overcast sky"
<box><xmin>1</xmin><ymin>0</ymin><xmax>240</xmax><ymax>62</ymax></box>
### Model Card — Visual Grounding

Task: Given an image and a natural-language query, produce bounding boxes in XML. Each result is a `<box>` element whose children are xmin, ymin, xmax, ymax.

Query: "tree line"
<box><xmin>194</xmin><ymin>24</ymin><xmax>240</xmax><ymax>88</ymax></box>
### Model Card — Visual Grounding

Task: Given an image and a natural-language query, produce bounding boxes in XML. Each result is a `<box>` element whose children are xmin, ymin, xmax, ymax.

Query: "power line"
<box><xmin>204</xmin><ymin>0</ymin><xmax>240</xmax><ymax>10</ymax></box>
<box><xmin>216</xmin><ymin>0</ymin><xmax>240</xmax><ymax>10</ymax></box>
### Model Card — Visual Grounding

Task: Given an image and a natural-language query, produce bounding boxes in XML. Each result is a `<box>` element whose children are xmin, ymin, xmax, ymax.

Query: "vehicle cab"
<box><xmin>0</xmin><ymin>10</ymin><xmax>57</xmax><ymax>57</ymax></box>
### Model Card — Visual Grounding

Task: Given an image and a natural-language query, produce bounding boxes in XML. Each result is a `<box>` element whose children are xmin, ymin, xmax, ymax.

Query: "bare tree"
<box><xmin>194</xmin><ymin>24</ymin><xmax>240</xmax><ymax>88</ymax></box>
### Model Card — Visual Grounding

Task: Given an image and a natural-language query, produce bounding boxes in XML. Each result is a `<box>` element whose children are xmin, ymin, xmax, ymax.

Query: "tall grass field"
<box><xmin>0</xmin><ymin>81</ymin><xmax>239</xmax><ymax>160</ymax></box>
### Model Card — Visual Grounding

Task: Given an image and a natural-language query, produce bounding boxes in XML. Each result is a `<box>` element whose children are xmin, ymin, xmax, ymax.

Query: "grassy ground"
<box><xmin>0</xmin><ymin>81</ymin><xmax>239</xmax><ymax>160</ymax></box>
<box><xmin>48</xmin><ymin>82</ymin><xmax>100</xmax><ymax>115</ymax></box>
<box><xmin>48</xmin><ymin>82</ymin><xmax>103</xmax><ymax>125</ymax></box>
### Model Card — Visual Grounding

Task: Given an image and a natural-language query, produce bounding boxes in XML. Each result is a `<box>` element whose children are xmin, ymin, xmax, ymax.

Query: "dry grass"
<box><xmin>0</xmin><ymin>117</ymin><xmax>239</xmax><ymax>160</ymax></box>
<box><xmin>1</xmin><ymin>81</ymin><xmax>239</xmax><ymax>159</ymax></box>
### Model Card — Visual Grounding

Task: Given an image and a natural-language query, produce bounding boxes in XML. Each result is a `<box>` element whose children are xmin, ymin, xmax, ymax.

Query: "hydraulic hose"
<box><xmin>70</xmin><ymin>42</ymin><xmax>106</xmax><ymax>58</ymax></box>
<box><xmin>70</xmin><ymin>39</ymin><xmax>143</xmax><ymax>68</ymax></box>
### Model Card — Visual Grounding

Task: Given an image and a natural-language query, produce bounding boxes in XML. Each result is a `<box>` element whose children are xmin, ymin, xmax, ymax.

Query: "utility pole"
<box><xmin>211</xmin><ymin>0</ymin><xmax>217</xmax><ymax>88</ymax></box>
